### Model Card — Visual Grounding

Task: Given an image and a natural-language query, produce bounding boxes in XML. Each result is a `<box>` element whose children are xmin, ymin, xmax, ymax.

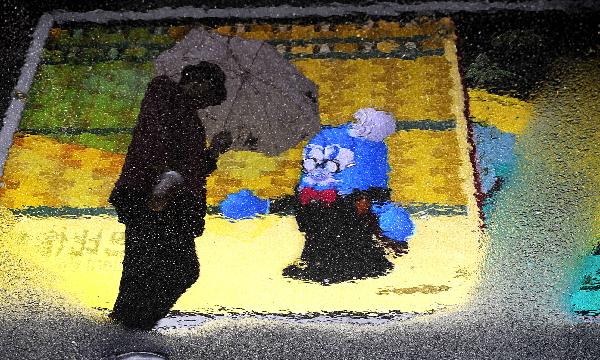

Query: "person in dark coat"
<box><xmin>108</xmin><ymin>61</ymin><xmax>232</xmax><ymax>330</ymax></box>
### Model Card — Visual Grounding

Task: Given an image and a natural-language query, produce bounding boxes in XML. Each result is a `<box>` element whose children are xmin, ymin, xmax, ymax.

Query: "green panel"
<box><xmin>51</xmin><ymin>133</ymin><xmax>133</xmax><ymax>154</ymax></box>
<box><xmin>21</xmin><ymin>61</ymin><xmax>154</xmax><ymax>131</ymax></box>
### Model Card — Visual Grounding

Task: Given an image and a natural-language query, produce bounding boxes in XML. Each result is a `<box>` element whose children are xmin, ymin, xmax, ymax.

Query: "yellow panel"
<box><xmin>206</xmin><ymin>144</ymin><xmax>304</xmax><ymax>205</ymax></box>
<box><xmin>293</xmin><ymin>57</ymin><xmax>455</xmax><ymax>124</ymax></box>
<box><xmin>237</xmin><ymin>18</ymin><xmax>453</xmax><ymax>41</ymax></box>
<box><xmin>420</xmin><ymin>36</ymin><xmax>446</xmax><ymax>51</ymax></box>
<box><xmin>244</xmin><ymin>24</ymin><xmax>273</xmax><ymax>40</ymax></box>
<box><xmin>376</xmin><ymin>41</ymin><xmax>400</xmax><ymax>53</ymax></box>
<box><xmin>0</xmin><ymin>134</ymin><xmax>122</xmax><ymax>209</ymax></box>
<box><xmin>50</xmin><ymin>19</ymin><xmax>454</xmax><ymax>50</ymax></box>
<box><xmin>290</xmin><ymin>45</ymin><xmax>315</xmax><ymax>54</ymax></box>
<box><xmin>214</xmin><ymin>25</ymin><xmax>233</xmax><ymax>36</ymax></box>
<box><xmin>468</xmin><ymin>89</ymin><xmax>533</xmax><ymax>135</ymax></box>
<box><xmin>387</xmin><ymin>130</ymin><xmax>467</xmax><ymax>206</ymax></box>
<box><xmin>332</xmin><ymin>42</ymin><xmax>359</xmax><ymax>53</ymax></box>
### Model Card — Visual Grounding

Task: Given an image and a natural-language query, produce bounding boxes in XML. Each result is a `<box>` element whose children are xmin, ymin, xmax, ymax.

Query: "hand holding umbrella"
<box><xmin>209</xmin><ymin>130</ymin><xmax>233</xmax><ymax>154</ymax></box>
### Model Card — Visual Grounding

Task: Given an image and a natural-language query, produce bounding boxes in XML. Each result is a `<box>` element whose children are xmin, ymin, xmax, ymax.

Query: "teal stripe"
<box><xmin>46</xmin><ymin>42</ymin><xmax>174</xmax><ymax>51</ymax></box>
<box><xmin>396</xmin><ymin>120</ymin><xmax>455</xmax><ymax>131</ymax></box>
<box><xmin>43</xmin><ymin>48</ymin><xmax>444</xmax><ymax>64</ymax></box>
<box><xmin>20</xmin><ymin>120</ymin><xmax>454</xmax><ymax>136</ymax></box>
<box><xmin>42</xmin><ymin>36</ymin><xmax>443</xmax><ymax>65</ymax></box>
<box><xmin>402</xmin><ymin>204</ymin><xmax>467</xmax><ymax>216</ymax></box>
<box><xmin>10</xmin><ymin>206</ymin><xmax>118</xmax><ymax>218</ymax></box>
<box><xmin>10</xmin><ymin>203</ymin><xmax>467</xmax><ymax>218</ymax></box>
<box><xmin>264</xmin><ymin>35</ymin><xmax>430</xmax><ymax>47</ymax></box>
<box><xmin>19</xmin><ymin>128</ymin><xmax>134</xmax><ymax>135</ymax></box>
<box><xmin>44</xmin><ymin>35</ymin><xmax>431</xmax><ymax>53</ymax></box>
<box><xmin>283</xmin><ymin>48</ymin><xmax>444</xmax><ymax>60</ymax></box>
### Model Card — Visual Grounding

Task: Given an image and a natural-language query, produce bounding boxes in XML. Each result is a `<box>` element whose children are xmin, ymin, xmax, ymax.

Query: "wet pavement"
<box><xmin>1</xmin><ymin>1</ymin><xmax>599</xmax><ymax>359</ymax></box>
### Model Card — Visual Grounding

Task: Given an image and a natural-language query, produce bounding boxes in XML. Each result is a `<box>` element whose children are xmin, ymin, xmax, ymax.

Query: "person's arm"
<box><xmin>147</xmin><ymin>170</ymin><xmax>184</xmax><ymax>212</ymax></box>
<box><xmin>196</xmin><ymin>145</ymin><xmax>220</xmax><ymax>177</ymax></box>
<box><xmin>180</xmin><ymin>130</ymin><xmax>232</xmax><ymax>181</ymax></box>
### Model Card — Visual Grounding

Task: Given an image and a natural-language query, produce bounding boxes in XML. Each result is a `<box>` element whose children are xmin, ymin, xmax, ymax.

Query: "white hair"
<box><xmin>348</xmin><ymin>108</ymin><xmax>397</xmax><ymax>142</ymax></box>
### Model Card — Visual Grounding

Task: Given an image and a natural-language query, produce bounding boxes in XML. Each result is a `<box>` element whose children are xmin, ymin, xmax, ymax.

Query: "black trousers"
<box><xmin>111</xmin><ymin>205</ymin><xmax>201</xmax><ymax>330</ymax></box>
<box><xmin>292</xmin><ymin>192</ymin><xmax>393</xmax><ymax>283</ymax></box>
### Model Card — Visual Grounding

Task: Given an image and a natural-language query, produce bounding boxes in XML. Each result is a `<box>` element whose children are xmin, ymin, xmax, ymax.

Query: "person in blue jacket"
<box><xmin>284</xmin><ymin>108</ymin><xmax>413</xmax><ymax>284</ymax></box>
<box><xmin>220</xmin><ymin>108</ymin><xmax>415</xmax><ymax>285</ymax></box>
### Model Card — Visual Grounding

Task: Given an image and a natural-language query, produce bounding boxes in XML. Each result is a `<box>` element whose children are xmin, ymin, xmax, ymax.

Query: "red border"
<box><xmin>453</xmin><ymin>22</ymin><xmax>487</xmax><ymax>228</ymax></box>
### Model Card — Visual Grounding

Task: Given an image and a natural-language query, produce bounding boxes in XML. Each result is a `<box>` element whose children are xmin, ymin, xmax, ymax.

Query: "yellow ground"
<box><xmin>0</xmin><ymin>212</ymin><xmax>484</xmax><ymax>315</ymax></box>
<box><xmin>468</xmin><ymin>89</ymin><xmax>533</xmax><ymax>135</ymax></box>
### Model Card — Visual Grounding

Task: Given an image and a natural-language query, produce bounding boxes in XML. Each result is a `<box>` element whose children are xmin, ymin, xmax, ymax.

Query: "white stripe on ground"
<box><xmin>0</xmin><ymin>14</ymin><xmax>53</xmax><ymax>178</ymax></box>
<box><xmin>51</xmin><ymin>1</ymin><xmax>599</xmax><ymax>24</ymax></box>
<box><xmin>155</xmin><ymin>312</ymin><xmax>419</xmax><ymax>331</ymax></box>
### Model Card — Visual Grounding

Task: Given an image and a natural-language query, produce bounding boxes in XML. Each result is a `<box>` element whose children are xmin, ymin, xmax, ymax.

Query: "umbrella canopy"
<box><xmin>155</xmin><ymin>28</ymin><xmax>321</xmax><ymax>156</ymax></box>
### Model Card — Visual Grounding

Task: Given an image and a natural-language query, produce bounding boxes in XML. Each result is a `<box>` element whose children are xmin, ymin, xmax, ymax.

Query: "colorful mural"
<box><xmin>0</xmin><ymin>8</ymin><xmax>598</xmax><ymax>345</ymax></box>
<box><xmin>0</xmin><ymin>18</ymin><xmax>487</xmax><ymax>321</ymax></box>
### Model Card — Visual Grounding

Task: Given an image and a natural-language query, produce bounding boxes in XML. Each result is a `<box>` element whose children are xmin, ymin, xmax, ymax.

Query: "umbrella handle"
<box><xmin>221</xmin><ymin>105</ymin><xmax>244</xmax><ymax>145</ymax></box>
<box><xmin>221</xmin><ymin>41</ymin><xmax>265</xmax><ymax>148</ymax></box>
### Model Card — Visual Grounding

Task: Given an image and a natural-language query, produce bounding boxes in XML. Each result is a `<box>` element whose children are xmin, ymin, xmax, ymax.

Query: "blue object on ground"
<box><xmin>473</xmin><ymin>123</ymin><xmax>517</xmax><ymax>194</ymax></box>
<box><xmin>371</xmin><ymin>202</ymin><xmax>415</xmax><ymax>242</ymax></box>
<box><xmin>219</xmin><ymin>189</ymin><xmax>270</xmax><ymax>220</ymax></box>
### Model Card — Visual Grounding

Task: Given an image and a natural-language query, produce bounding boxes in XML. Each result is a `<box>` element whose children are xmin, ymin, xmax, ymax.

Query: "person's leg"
<box><xmin>112</xmin><ymin>225</ymin><xmax>200</xmax><ymax>329</ymax></box>
<box><xmin>112</xmin><ymin>193</ymin><xmax>203</xmax><ymax>329</ymax></box>
<box><xmin>112</xmin><ymin>232</ymin><xmax>199</xmax><ymax>329</ymax></box>
<box><xmin>111</xmin><ymin>223</ymin><xmax>161</xmax><ymax>329</ymax></box>
<box><xmin>144</xmin><ymin>228</ymin><xmax>200</xmax><ymax>322</ymax></box>
<box><xmin>301</xmin><ymin>199</ymin><xmax>392</xmax><ymax>284</ymax></box>
<box><xmin>331</xmin><ymin>204</ymin><xmax>393</xmax><ymax>282</ymax></box>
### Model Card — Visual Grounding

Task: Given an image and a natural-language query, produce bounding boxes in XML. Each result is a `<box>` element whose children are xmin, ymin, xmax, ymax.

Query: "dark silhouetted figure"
<box><xmin>284</xmin><ymin>188</ymin><xmax>394</xmax><ymax>284</ymax></box>
<box><xmin>108</xmin><ymin>62</ymin><xmax>232</xmax><ymax>330</ymax></box>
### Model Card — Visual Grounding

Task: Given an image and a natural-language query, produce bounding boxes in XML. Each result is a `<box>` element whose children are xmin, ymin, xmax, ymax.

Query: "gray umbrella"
<box><xmin>154</xmin><ymin>27</ymin><xmax>321</xmax><ymax>156</ymax></box>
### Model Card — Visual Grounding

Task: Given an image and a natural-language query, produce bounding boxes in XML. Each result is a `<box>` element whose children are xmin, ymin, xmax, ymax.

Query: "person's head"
<box><xmin>179</xmin><ymin>62</ymin><xmax>227</xmax><ymax>108</ymax></box>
